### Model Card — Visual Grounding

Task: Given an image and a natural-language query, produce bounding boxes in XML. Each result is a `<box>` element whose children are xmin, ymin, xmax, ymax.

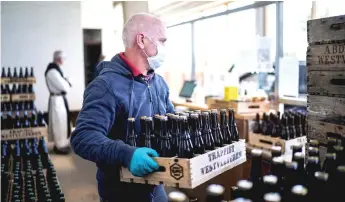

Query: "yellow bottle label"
<box><xmin>224</xmin><ymin>86</ymin><xmax>238</xmax><ymax>101</ymax></box>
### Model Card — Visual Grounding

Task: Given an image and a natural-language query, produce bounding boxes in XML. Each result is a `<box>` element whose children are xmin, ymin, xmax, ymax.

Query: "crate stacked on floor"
<box><xmin>306</xmin><ymin>15</ymin><xmax>345</xmax><ymax>146</ymax></box>
<box><xmin>1</xmin><ymin>67</ymin><xmax>65</xmax><ymax>201</ymax></box>
<box><xmin>248</xmin><ymin>111</ymin><xmax>308</xmax><ymax>162</ymax></box>
<box><xmin>120</xmin><ymin>109</ymin><xmax>246</xmax><ymax>189</ymax></box>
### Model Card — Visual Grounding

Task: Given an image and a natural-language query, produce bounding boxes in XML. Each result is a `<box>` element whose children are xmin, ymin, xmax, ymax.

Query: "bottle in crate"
<box><xmin>178</xmin><ymin>116</ymin><xmax>194</xmax><ymax>159</ymax></box>
<box><xmin>126</xmin><ymin>118</ymin><xmax>136</xmax><ymax>147</ymax></box>
<box><xmin>220</xmin><ymin>109</ymin><xmax>232</xmax><ymax>144</ymax></box>
<box><xmin>206</xmin><ymin>184</ymin><xmax>225</xmax><ymax>202</ymax></box>
<box><xmin>168</xmin><ymin>191</ymin><xmax>187</xmax><ymax>202</ymax></box>
<box><xmin>228</xmin><ymin>109</ymin><xmax>239</xmax><ymax>141</ymax></box>
<box><xmin>210</xmin><ymin>109</ymin><xmax>224</xmax><ymax>147</ymax></box>
<box><xmin>158</xmin><ymin>116</ymin><xmax>174</xmax><ymax>157</ymax></box>
<box><xmin>190</xmin><ymin>113</ymin><xmax>205</xmax><ymax>155</ymax></box>
<box><xmin>201</xmin><ymin>112</ymin><xmax>215</xmax><ymax>150</ymax></box>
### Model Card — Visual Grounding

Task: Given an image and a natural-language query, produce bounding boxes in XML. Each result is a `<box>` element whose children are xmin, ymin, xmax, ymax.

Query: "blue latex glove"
<box><xmin>129</xmin><ymin>147</ymin><xmax>160</xmax><ymax>177</ymax></box>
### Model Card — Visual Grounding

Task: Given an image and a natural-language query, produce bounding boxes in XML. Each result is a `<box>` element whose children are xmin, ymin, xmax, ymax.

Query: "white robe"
<box><xmin>45</xmin><ymin>69</ymin><xmax>71</xmax><ymax>148</ymax></box>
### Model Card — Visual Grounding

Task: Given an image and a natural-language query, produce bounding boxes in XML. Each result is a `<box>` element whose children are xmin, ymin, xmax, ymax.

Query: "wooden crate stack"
<box><xmin>307</xmin><ymin>15</ymin><xmax>345</xmax><ymax>145</ymax></box>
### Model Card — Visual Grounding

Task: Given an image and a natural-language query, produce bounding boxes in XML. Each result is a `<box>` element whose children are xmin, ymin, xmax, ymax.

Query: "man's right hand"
<box><xmin>129</xmin><ymin>147</ymin><xmax>159</xmax><ymax>177</ymax></box>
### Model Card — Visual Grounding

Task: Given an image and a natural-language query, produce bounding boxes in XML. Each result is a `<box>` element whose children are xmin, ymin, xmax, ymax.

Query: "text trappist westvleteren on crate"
<box><xmin>249</xmin><ymin>111</ymin><xmax>308</xmax><ymax>162</ymax></box>
<box><xmin>120</xmin><ymin>109</ymin><xmax>246</xmax><ymax>189</ymax></box>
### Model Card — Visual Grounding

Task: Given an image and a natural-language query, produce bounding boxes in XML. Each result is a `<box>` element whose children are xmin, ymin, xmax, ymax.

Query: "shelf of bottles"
<box><xmin>1</xmin><ymin>138</ymin><xmax>65</xmax><ymax>202</ymax></box>
<box><xmin>121</xmin><ymin>109</ymin><xmax>246</xmax><ymax>189</ymax></box>
<box><xmin>248</xmin><ymin>111</ymin><xmax>308</xmax><ymax>161</ymax></box>
<box><xmin>1</xmin><ymin>67</ymin><xmax>48</xmax><ymax>141</ymax></box>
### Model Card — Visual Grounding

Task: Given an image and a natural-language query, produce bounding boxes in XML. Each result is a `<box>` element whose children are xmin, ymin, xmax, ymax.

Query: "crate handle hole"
<box><xmin>330</xmin><ymin>79</ymin><xmax>345</xmax><ymax>86</ymax></box>
<box><xmin>154</xmin><ymin>166</ymin><xmax>166</xmax><ymax>172</ymax></box>
<box><xmin>259</xmin><ymin>139</ymin><xmax>273</xmax><ymax>145</ymax></box>
<box><xmin>248</xmin><ymin>105</ymin><xmax>260</xmax><ymax>109</ymax></box>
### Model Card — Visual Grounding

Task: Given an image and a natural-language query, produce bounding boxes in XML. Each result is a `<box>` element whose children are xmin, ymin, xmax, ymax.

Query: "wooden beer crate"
<box><xmin>11</xmin><ymin>93</ymin><xmax>36</xmax><ymax>101</ymax></box>
<box><xmin>308</xmin><ymin>71</ymin><xmax>345</xmax><ymax>97</ymax></box>
<box><xmin>248</xmin><ymin>132</ymin><xmax>307</xmax><ymax>161</ymax></box>
<box><xmin>1</xmin><ymin>78</ymin><xmax>11</xmax><ymax>84</ymax></box>
<box><xmin>307</xmin><ymin>115</ymin><xmax>345</xmax><ymax>145</ymax></box>
<box><xmin>307</xmin><ymin>43</ymin><xmax>345</xmax><ymax>71</ymax></box>
<box><xmin>307</xmin><ymin>15</ymin><xmax>345</xmax><ymax>145</ymax></box>
<box><xmin>1</xmin><ymin>127</ymin><xmax>48</xmax><ymax>140</ymax></box>
<box><xmin>207</xmin><ymin>98</ymin><xmax>270</xmax><ymax>114</ymax></box>
<box><xmin>1</xmin><ymin>94</ymin><xmax>10</xmax><ymax>102</ymax></box>
<box><xmin>307</xmin><ymin>14</ymin><xmax>345</xmax><ymax>44</ymax></box>
<box><xmin>120</xmin><ymin>139</ymin><xmax>246</xmax><ymax>189</ymax></box>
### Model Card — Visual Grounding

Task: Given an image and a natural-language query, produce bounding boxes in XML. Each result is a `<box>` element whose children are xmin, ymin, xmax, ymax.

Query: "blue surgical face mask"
<box><xmin>142</xmin><ymin>37</ymin><xmax>166</xmax><ymax>70</ymax></box>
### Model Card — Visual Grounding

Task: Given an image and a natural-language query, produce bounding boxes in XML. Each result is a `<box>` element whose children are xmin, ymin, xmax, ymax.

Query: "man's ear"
<box><xmin>136</xmin><ymin>34</ymin><xmax>145</xmax><ymax>50</ymax></box>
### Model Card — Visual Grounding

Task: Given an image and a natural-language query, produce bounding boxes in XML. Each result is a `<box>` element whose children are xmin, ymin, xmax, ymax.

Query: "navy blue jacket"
<box><xmin>71</xmin><ymin>54</ymin><xmax>174</xmax><ymax>202</ymax></box>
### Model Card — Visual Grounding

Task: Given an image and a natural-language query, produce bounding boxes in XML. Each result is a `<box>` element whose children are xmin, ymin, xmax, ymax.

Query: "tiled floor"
<box><xmin>50</xmin><ymin>153</ymin><xmax>100</xmax><ymax>202</ymax></box>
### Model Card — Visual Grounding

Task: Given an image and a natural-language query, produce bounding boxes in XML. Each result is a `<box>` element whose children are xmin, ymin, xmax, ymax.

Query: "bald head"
<box><xmin>122</xmin><ymin>13</ymin><xmax>166</xmax><ymax>48</ymax></box>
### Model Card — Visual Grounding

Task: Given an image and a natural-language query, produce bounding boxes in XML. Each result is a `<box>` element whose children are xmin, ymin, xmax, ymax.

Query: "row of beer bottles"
<box><xmin>1</xmin><ymin>66</ymin><xmax>35</xmax><ymax>78</ymax></box>
<box><xmin>252</xmin><ymin>111</ymin><xmax>306</xmax><ymax>140</ymax></box>
<box><xmin>1</xmin><ymin>101</ymin><xmax>36</xmax><ymax>112</ymax></box>
<box><xmin>126</xmin><ymin>109</ymin><xmax>239</xmax><ymax>158</ymax></box>
<box><xmin>1</xmin><ymin>83</ymin><xmax>35</xmax><ymax>94</ymax></box>
<box><xmin>231</xmin><ymin>138</ymin><xmax>345</xmax><ymax>202</ymax></box>
<box><xmin>2</xmin><ymin>137</ymin><xmax>49</xmax><ymax>171</ymax></box>
<box><xmin>1</xmin><ymin>110</ymin><xmax>46</xmax><ymax>129</ymax></box>
<box><xmin>2</xmin><ymin>138</ymin><xmax>64</xmax><ymax>202</ymax></box>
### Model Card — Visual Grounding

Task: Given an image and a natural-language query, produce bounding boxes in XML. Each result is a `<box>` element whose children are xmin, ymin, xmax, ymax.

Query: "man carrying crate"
<box><xmin>71</xmin><ymin>13</ymin><xmax>174</xmax><ymax>202</ymax></box>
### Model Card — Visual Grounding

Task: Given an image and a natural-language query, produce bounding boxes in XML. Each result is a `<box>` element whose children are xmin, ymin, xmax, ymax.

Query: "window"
<box><xmin>159</xmin><ymin>23</ymin><xmax>192</xmax><ymax>99</ymax></box>
<box><xmin>315</xmin><ymin>0</ymin><xmax>345</xmax><ymax>19</ymax></box>
<box><xmin>283</xmin><ymin>1</ymin><xmax>312</xmax><ymax>61</ymax></box>
<box><xmin>265</xmin><ymin>3</ymin><xmax>277</xmax><ymax>62</ymax></box>
<box><xmin>193</xmin><ymin>9</ymin><xmax>256</xmax><ymax>99</ymax></box>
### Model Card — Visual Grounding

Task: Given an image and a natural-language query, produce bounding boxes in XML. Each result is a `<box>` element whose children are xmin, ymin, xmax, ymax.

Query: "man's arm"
<box><xmin>46</xmin><ymin>69</ymin><xmax>71</xmax><ymax>93</ymax></box>
<box><xmin>70</xmin><ymin>79</ymin><xmax>135</xmax><ymax>167</ymax></box>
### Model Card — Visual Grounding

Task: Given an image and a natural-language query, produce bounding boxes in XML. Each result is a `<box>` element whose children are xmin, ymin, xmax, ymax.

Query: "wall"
<box><xmin>123</xmin><ymin>1</ymin><xmax>149</xmax><ymax>22</ymax></box>
<box><xmin>1</xmin><ymin>1</ymin><xmax>84</xmax><ymax>112</ymax></box>
<box><xmin>81</xmin><ymin>0</ymin><xmax>124</xmax><ymax>61</ymax></box>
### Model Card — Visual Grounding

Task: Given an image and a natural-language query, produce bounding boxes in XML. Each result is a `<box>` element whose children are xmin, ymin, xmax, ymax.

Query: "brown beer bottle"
<box><xmin>126</xmin><ymin>118</ymin><xmax>137</xmax><ymax>147</ymax></box>
<box><xmin>190</xmin><ymin>113</ymin><xmax>205</xmax><ymax>154</ymax></box>
<box><xmin>309</xmin><ymin>139</ymin><xmax>319</xmax><ymax>148</ymax></box>
<box><xmin>158</xmin><ymin>116</ymin><xmax>173</xmax><ymax>157</ymax></box>
<box><xmin>206</xmin><ymin>184</ymin><xmax>225</xmax><ymax>202</ymax></box>
<box><xmin>327</xmin><ymin>138</ymin><xmax>337</xmax><ymax>153</ymax></box>
<box><xmin>308</xmin><ymin>147</ymin><xmax>319</xmax><ymax>157</ymax></box>
<box><xmin>177</xmin><ymin>116</ymin><xmax>194</xmax><ymax>159</ymax></box>
<box><xmin>210</xmin><ymin>109</ymin><xmax>224</xmax><ymax>147</ymax></box>
<box><xmin>144</xmin><ymin>117</ymin><xmax>153</xmax><ymax>148</ymax></box>
<box><xmin>220</xmin><ymin>109</ymin><xmax>232</xmax><ymax>144</ymax></box>
<box><xmin>201</xmin><ymin>112</ymin><xmax>215</xmax><ymax>150</ymax></box>
<box><xmin>228</xmin><ymin>109</ymin><xmax>239</xmax><ymax>141</ymax></box>
<box><xmin>236</xmin><ymin>180</ymin><xmax>253</xmax><ymax>200</ymax></box>
<box><xmin>253</xmin><ymin>113</ymin><xmax>262</xmax><ymax>134</ymax></box>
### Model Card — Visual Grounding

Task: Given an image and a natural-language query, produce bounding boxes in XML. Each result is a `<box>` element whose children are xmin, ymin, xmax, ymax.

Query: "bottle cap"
<box><xmin>315</xmin><ymin>171</ymin><xmax>329</xmax><ymax>181</ymax></box>
<box><xmin>307</xmin><ymin>156</ymin><xmax>319</xmax><ymax>164</ymax></box>
<box><xmin>293</xmin><ymin>152</ymin><xmax>304</xmax><ymax>159</ymax></box>
<box><xmin>309</xmin><ymin>139</ymin><xmax>319</xmax><ymax>147</ymax></box>
<box><xmin>206</xmin><ymin>184</ymin><xmax>225</xmax><ymax>196</ymax></box>
<box><xmin>264</xmin><ymin>192</ymin><xmax>281</xmax><ymax>202</ymax></box>
<box><xmin>127</xmin><ymin>118</ymin><xmax>135</xmax><ymax>122</ymax></box>
<box><xmin>251</xmin><ymin>149</ymin><xmax>263</xmax><ymax>157</ymax></box>
<box><xmin>291</xmin><ymin>185</ymin><xmax>308</xmax><ymax>196</ymax></box>
<box><xmin>168</xmin><ymin>191</ymin><xmax>187</xmax><ymax>202</ymax></box>
<box><xmin>325</xmin><ymin>153</ymin><xmax>336</xmax><ymax>160</ymax></box>
<box><xmin>272</xmin><ymin>156</ymin><xmax>284</xmax><ymax>164</ymax></box>
<box><xmin>237</xmin><ymin>180</ymin><xmax>253</xmax><ymax>190</ymax></box>
<box><xmin>285</xmin><ymin>161</ymin><xmax>298</xmax><ymax>170</ymax></box>
<box><xmin>263</xmin><ymin>175</ymin><xmax>278</xmax><ymax>185</ymax></box>
<box><xmin>233</xmin><ymin>198</ymin><xmax>252</xmax><ymax>202</ymax></box>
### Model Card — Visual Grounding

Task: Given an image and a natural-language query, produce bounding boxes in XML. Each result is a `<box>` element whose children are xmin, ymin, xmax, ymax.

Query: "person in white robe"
<box><xmin>45</xmin><ymin>50</ymin><xmax>72</xmax><ymax>154</ymax></box>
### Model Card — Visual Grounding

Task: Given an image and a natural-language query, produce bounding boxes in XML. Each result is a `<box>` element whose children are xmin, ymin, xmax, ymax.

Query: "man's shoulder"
<box><xmin>154</xmin><ymin>74</ymin><xmax>169</xmax><ymax>88</ymax></box>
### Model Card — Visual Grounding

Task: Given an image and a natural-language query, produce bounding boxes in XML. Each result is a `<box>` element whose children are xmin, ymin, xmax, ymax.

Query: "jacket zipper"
<box><xmin>147</xmin><ymin>82</ymin><xmax>155</xmax><ymax>116</ymax></box>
